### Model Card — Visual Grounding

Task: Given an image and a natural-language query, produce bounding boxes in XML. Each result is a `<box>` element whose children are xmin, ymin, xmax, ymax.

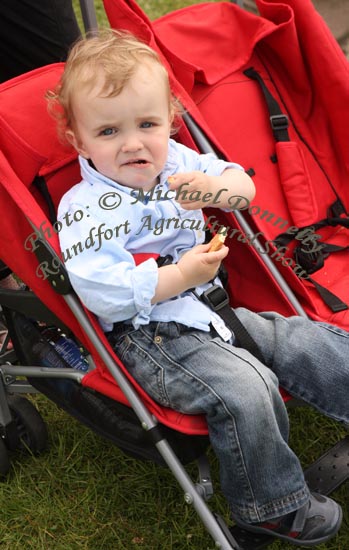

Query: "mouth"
<box><xmin>122</xmin><ymin>158</ymin><xmax>150</xmax><ymax>167</ymax></box>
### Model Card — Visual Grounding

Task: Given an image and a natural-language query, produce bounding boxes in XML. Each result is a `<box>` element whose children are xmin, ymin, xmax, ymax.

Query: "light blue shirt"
<box><xmin>57</xmin><ymin>139</ymin><xmax>242</xmax><ymax>331</ymax></box>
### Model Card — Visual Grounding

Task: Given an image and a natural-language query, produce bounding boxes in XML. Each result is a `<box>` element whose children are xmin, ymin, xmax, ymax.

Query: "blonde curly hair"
<box><xmin>47</xmin><ymin>28</ymin><xmax>179</xmax><ymax>142</ymax></box>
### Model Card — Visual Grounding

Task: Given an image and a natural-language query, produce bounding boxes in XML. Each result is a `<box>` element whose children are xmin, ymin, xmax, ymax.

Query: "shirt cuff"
<box><xmin>131</xmin><ymin>258</ymin><xmax>158</xmax><ymax>328</ymax></box>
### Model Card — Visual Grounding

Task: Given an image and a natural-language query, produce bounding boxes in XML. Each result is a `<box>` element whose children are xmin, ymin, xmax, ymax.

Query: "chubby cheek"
<box><xmin>93</xmin><ymin>158</ymin><xmax>117</xmax><ymax>179</ymax></box>
<box><xmin>152</xmin><ymin>138</ymin><xmax>169</xmax><ymax>170</ymax></box>
<box><xmin>86</xmin><ymin>145</ymin><xmax>115</xmax><ymax>171</ymax></box>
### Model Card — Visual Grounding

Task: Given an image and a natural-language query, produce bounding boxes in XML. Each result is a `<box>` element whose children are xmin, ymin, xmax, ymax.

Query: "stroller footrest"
<box><xmin>228</xmin><ymin>525</ymin><xmax>274</xmax><ymax>550</ymax></box>
<box><xmin>304</xmin><ymin>435</ymin><xmax>349</xmax><ymax>495</ymax></box>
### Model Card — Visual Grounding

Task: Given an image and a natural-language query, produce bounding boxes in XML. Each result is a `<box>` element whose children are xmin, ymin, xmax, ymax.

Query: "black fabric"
<box><xmin>28</xmin><ymin>376</ymin><xmax>209</xmax><ymax>465</ymax></box>
<box><xmin>33</xmin><ymin>175</ymin><xmax>57</xmax><ymax>225</ymax></box>
<box><xmin>244</xmin><ymin>67</ymin><xmax>290</xmax><ymax>142</ymax></box>
<box><xmin>274</xmin><ymin>204</ymin><xmax>349</xmax><ymax>312</ymax></box>
<box><xmin>307</xmin><ymin>279</ymin><xmax>348</xmax><ymax>313</ymax></box>
<box><xmin>0</xmin><ymin>261</ymin><xmax>11</xmax><ymax>280</ymax></box>
<box><xmin>0</xmin><ymin>0</ymin><xmax>81</xmax><ymax>83</ymax></box>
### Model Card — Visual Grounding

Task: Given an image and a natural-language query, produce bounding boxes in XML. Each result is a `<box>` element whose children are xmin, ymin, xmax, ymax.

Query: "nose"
<box><xmin>121</xmin><ymin>133</ymin><xmax>143</xmax><ymax>153</ymax></box>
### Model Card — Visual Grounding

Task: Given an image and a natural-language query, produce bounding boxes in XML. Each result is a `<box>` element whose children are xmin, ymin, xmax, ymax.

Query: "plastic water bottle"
<box><xmin>10</xmin><ymin>314</ymin><xmax>89</xmax><ymax>372</ymax></box>
<box><xmin>31</xmin><ymin>339</ymin><xmax>71</xmax><ymax>369</ymax></box>
<box><xmin>40</xmin><ymin>327</ymin><xmax>89</xmax><ymax>372</ymax></box>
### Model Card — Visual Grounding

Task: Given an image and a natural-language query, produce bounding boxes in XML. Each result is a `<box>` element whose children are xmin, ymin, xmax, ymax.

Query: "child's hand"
<box><xmin>152</xmin><ymin>243</ymin><xmax>229</xmax><ymax>303</ymax></box>
<box><xmin>168</xmin><ymin>172</ymin><xmax>213</xmax><ymax>210</ymax></box>
<box><xmin>177</xmin><ymin>243</ymin><xmax>228</xmax><ymax>288</ymax></box>
<box><xmin>168</xmin><ymin>167</ymin><xmax>256</xmax><ymax>211</ymax></box>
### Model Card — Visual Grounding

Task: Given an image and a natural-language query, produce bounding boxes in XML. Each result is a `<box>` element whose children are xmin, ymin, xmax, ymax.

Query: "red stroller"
<box><xmin>0</xmin><ymin>0</ymin><xmax>348</xmax><ymax>548</ymax></box>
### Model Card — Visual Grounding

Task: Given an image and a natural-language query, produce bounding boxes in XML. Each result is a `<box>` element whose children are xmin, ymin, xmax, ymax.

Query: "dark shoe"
<box><xmin>233</xmin><ymin>492</ymin><xmax>342</xmax><ymax>547</ymax></box>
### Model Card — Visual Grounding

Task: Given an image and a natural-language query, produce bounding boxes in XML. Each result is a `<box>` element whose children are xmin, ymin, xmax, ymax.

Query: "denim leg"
<box><xmin>113</xmin><ymin>322</ymin><xmax>309</xmax><ymax>522</ymax></box>
<box><xmin>235</xmin><ymin>308</ymin><xmax>349</xmax><ymax>424</ymax></box>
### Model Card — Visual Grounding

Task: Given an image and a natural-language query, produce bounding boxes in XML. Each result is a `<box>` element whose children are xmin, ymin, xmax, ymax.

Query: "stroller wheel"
<box><xmin>0</xmin><ymin>437</ymin><xmax>10</xmax><ymax>476</ymax></box>
<box><xmin>7</xmin><ymin>395</ymin><xmax>48</xmax><ymax>454</ymax></box>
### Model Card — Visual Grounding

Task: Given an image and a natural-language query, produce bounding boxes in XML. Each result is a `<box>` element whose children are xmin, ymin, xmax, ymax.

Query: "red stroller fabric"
<box><xmin>104</xmin><ymin>0</ymin><xmax>349</xmax><ymax>329</ymax></box>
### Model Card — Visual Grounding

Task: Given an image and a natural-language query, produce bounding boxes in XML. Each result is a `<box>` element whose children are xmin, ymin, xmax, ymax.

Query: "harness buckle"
<box><xmin>201</xmin><ymin>285</ymin><xmax>229</xmax><ymax>312</ymax></box>
<box><xmin>270</xmin><ymin>114</ymin><xmax>289</xmax><ymax>131</ymax></box>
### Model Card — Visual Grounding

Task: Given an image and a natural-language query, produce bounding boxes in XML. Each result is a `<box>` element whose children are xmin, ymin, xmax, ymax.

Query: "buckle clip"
<box><xmin>201</xmin><ymin>285</ymin><xmax>229</xmax><ymax>312</ymax></box>
<box><xmin>270</xmin><ymin>114</ymin><xmax>289</xmax><ymax>131</ymax></box>
<box><xmin>156</xmin><ymin>254</ymin><xmax>173</xmax><ymax>267</ymax></box>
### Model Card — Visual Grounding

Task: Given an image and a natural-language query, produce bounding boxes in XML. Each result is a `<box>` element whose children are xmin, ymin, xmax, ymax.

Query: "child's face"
<box><xmin>68</xmin><ymin>63</ymin><xmax>172</xmax><ymax>190</ymax></box>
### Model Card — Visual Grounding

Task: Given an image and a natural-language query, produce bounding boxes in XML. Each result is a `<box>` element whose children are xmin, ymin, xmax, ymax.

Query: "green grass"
<box><xmin>1</xmin><ymin>1</ymin><xmax>347</xmax><ymax>549</ymax></box>
<box><xmin>1</xmin><ymin>396</ymin><xmax>347</xmax><ymax>549</ymax></box>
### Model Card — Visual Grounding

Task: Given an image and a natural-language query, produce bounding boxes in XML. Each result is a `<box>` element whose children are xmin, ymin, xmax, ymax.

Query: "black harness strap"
<box><xmin>199</xmin><ymin>285</ymin><xmax>265</xmax><ymax>363</ymax></box>
<box><xmin>33</xmin><ymin>175</ymin><xmax>57</xmax><ymax>225</ymax></box>
<box><xmin>274</xmin><ymin>207</ymin><xmax>349</xmax><ymax>312</ymax></box>
<box><xmin>307</xmin><ymin>278</ymin><xmax>348</xmax><ymax>313</ymax></box>
<box><xmin>244</xmin><ymin>67</ymin><xmax>290</xmax><ymax>143</ymax></box>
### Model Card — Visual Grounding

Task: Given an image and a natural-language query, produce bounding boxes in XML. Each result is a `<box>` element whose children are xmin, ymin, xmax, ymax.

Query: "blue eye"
<box><xmin>101</xmin><ymin>128</ymin><xmax>116</xmax><ymax>136</ymax></box>
<box><xmin>140</xmin><ymin>121</ymin><xmax>154</xmax><ymax>129</ymax></box>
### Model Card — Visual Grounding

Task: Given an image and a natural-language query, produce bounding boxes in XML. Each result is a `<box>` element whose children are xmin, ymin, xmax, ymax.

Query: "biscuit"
<box><xmin>209</xmin><ymin>231</ymin><xmax>227</xmax><ymax>251</ymax></box>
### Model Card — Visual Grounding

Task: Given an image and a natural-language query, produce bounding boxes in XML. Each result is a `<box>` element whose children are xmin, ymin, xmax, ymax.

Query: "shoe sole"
<box><xmin>234</xmin><ymin>506</ymin><xmax>343</xmax><ymax>547</ymax></box>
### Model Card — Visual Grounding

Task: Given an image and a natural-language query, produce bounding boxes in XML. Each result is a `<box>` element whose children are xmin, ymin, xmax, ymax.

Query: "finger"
<box><xmin>205</xmin><ymin>245</ymin><xmax>229</xmax><ymax>261</ymax></box>
<box><xmin>168</xmin><ymin>173</ymin><xmax>195</xmax><ymax>190</ymax></box>
<box><xmin>193</xmin><ymin>243</ymin><xmax>212</xmax><ymax>253</ymax></box>
<box><xmin>197</xmin><ymin>242</ymin><xmax>227</xmax><ymax>252</ymax></box>
<box><xmin>176</xmin><ymin>201</ymin><xmax>202</xmax><ymax>210</ymax></box>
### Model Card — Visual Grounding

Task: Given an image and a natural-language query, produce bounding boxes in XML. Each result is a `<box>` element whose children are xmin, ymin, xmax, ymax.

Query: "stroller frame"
<box><xmin>0</xmin><ymin>236</ymin><xmax>246</xmax><ymax>550</ymax></box>
<box><xmin>0</xmin><ymin>1</ymin><xmax>348</xmax><ymax>549</ymax></box>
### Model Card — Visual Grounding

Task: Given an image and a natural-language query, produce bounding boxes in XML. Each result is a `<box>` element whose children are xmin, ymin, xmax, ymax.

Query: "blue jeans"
<box><xmin>111</xmin><ymin>309</ymin><xmax>349</xmax><ymax>523</ymax></box>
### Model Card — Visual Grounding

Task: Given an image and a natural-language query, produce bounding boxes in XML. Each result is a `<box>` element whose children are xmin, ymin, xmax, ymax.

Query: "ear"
<box><xmin>65</xmin><ymin>129</ymin><xmax>90</xmax><ymax>159</ymax></box>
